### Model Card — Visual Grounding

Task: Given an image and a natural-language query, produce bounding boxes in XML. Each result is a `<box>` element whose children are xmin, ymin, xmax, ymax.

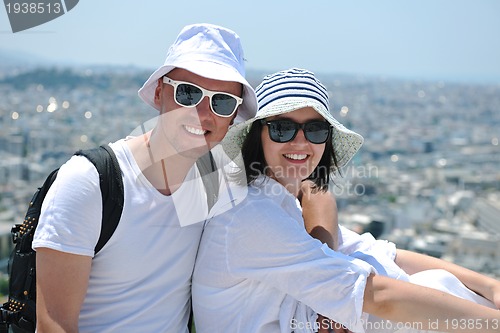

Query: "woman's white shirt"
<box><xmin>192</xmin><ymin>176</ymin><xmax>375</xmax><ymax>333</ymax></box>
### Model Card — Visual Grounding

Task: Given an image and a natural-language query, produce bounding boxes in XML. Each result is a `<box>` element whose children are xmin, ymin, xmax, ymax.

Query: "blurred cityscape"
<box><xmin>0</xmin><ymin>64</ymin><xmax>499</xmax><ymax>278</ymax></box>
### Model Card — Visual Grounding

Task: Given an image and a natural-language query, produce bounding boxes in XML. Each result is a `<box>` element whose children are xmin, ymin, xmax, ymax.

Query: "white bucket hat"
<box><xmin>222</xmin><ymin>68</ymin><xmax>364</xmax><ymax>172</ymax></box>
<box><xmin>138</xmin><ymin>23</ymin><xmax>257</xmax><ymax>123</ymax></box>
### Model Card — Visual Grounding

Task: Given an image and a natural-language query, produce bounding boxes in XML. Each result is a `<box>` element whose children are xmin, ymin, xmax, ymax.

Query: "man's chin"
<box><xmin>175</xmin><ymin>137</ymin><xmax>221</xmax><ymax>157</ymax></box>
<box><xmin>177</xmin><ymin>145</ymin><xmax>212</xmax><ymax>159</ymax></box>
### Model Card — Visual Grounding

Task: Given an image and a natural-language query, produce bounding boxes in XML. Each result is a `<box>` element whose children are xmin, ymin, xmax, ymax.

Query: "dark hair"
<box><xmin>240</xmin><ymin>120</ymin><xmax>339</xmax><ymax>192</ymax></box>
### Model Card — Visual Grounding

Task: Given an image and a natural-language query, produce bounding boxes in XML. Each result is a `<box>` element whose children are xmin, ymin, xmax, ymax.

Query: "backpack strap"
<box><xmin>13</xmin><ymin>168</ymin><xmax>60</xmax><ymax>253</ymax></box>
<box><xmin>75</xmin><ymin>145</ymin><xmax>124</xmax><ymax>254</ymax></box>
<box><xmin>188</xmin><ymin>151</ymin><xmax>219</xmax><ymax>333</ymax></box>
<box><xmin>195</xmin><ymin>151</ymin><xmax>219</xmax><ymax>211</ymax></box>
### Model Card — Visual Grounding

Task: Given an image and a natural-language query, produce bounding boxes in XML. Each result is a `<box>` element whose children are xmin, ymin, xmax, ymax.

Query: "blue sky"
<box><xmin>1</xmin><ymin>0</ymin><xmax>500</xmax><ymax>83</ymax></box>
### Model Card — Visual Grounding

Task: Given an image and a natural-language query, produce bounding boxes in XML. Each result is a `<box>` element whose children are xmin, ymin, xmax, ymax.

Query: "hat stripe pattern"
<box><xmin>255</xmin><ymin>69</ymin><xmax>329</xmax><ymax>111</ymax></box>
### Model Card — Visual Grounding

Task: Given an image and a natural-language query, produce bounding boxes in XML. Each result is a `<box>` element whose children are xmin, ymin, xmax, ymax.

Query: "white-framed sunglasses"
<box><xmin>163</xmin><ymin>77</ymin><xmax>243</xmax><ymax>117</ymax></box>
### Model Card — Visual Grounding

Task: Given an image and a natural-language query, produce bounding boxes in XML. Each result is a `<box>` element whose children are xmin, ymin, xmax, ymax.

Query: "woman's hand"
<box><xmin>299</xmin><ymin>180</ymin><xmax>338</xmax><ymax>250</ymax></box>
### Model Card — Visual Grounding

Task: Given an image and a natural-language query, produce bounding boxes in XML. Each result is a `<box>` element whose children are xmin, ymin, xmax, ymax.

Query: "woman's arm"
<box><xmin>299</xmin><ymin>181</ymin><xmax>338</xmax><ymax>250</ymax></box>
<box><xmin>300</xmin><ymin>184</ymin><xmax>347</xmax><ymax>332</ymax></box>
<box><xmin>395</xmin><ymin>249</ymin><xmax>500</xmax><ymax>308</ymax></box>
<box><xmin>365</xmin><ymin>273</ymin><xmax>500</xmax><ymax>333</ymax></box>
<box><xmin>299</xmin><ymin>190</ymin><xmax>500</xmax><ymax>333</ymax></box>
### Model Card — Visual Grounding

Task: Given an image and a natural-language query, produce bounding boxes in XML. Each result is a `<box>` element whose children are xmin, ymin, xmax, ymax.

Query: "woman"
<box><xmin>192</xmin><ymin>68</ymin><xmax>500</xmax><ymax>333</ymax></box>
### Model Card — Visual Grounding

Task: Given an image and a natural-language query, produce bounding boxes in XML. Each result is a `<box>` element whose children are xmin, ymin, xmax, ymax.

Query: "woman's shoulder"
<box><xmin>232</xmin><ymin>188</ymin><xmax>279</xmax><ymax>215</ymax></box>
<box><xmin>223</xmin><ymin>186</ymin><xmax>294</xmax><ymax>228</ymax></box>
<box><xmin>246</xmin><ymin>181</ymin><xmax>288</xmax><ymax>207</ymax></box>
<box><xmin>210</xmin><ymin>176</ymin><xmax>298</xmax><ymax>230</ymax></box>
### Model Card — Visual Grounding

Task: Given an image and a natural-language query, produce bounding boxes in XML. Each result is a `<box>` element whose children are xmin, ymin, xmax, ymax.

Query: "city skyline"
<box><xmin>1</xmin><ymin>66</ymin><xmax>499</xmax><ymax>277</ymax></box>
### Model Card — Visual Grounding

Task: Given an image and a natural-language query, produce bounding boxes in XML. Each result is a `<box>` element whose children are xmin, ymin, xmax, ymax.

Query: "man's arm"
<box><xmin>299</xmin><ymin>181</ymin><xmax>338</xmax><ymax>250</ymax></box>
<box><xmin>364</xmin><ymin>273</ymin><xmax>500</xmax><ymax>333</ymax></box>
<box><xmin>395</xmin><ymin>249</ymin><xmax>500</xmax><ymax>308</ymax></box>
<box><xmin>36</xmin><ymin>248</ymin><xmax>92</xmax><ymax>333</ymax></box>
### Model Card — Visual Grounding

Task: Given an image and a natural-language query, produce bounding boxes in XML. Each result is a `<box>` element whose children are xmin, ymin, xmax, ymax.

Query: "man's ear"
<box><xmin>230</xmin><ymin>111</ymin><xmax>238</xmax><ymax>125</ymax></box>
<box><xmin>154</xmin><ymin>79</ymin><xmax>163</xmax><ymax>107</ymax></box>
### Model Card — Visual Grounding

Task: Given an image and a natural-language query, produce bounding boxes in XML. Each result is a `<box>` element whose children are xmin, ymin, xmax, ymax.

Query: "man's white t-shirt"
<box><xmin>33</xmin><ymin>139</ymin><xmax>207</xmax><ymax>333</ymax></box>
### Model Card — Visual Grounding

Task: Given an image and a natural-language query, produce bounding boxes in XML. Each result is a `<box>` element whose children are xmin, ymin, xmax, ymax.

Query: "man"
<box><xmin>33</xmin><ymin>23</ymin><xmax>257</xmax><ymax>333</ymax></box>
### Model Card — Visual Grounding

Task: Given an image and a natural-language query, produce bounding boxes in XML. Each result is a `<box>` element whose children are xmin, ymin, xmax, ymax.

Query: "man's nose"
<box><xmin>196</xmin><ymin>96</ymin><xmax>214</xmax><ymax>119</ymax></box>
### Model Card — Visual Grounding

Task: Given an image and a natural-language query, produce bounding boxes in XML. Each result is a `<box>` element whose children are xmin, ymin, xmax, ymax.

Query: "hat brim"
<box><xmin>138</xmin><ymin>61</ymin><xmax>257</xmax><ymax>123</ymax></box>
<box><xmin>221</xmin><ymin>97</ymin><xmax>363</xmax><ymax>173</ymax></box>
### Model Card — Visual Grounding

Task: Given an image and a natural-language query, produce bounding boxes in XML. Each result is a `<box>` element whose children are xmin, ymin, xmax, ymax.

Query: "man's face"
<box><xmin>154</xmin><ymin>68</ymin><xmax>242</xmax><ymax>159</ymax></box>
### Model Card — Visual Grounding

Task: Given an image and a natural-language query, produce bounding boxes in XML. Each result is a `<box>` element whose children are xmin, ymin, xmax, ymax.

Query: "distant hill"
<box><xmin>0</xmin><ymin>66</ymin><xmax>151</xmax><ymax>90</ymax></box>
<box><xmin>0</xmin><ymin>49</ymin><xmax>150</xmax><ymax>82</ymax></box>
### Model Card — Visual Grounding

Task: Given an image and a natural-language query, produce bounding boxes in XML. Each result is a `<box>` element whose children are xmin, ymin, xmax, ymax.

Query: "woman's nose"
<box><xmin>290</xmin><ymin>128</ymin><xmax>308</xmax><ymax>145</ymax></box>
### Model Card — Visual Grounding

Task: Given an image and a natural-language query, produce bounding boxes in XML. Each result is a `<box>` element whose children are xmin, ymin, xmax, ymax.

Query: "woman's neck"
<box><xmin>267</xmin><ymin>173</ymin><xmax>302</xmax><ymax>198</ymax></box>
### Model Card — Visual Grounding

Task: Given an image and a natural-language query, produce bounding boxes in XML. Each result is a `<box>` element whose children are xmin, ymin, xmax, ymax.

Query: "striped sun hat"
<box><xmin>221</xmin><ymin>68</ymin><xmax>364</xmax><ymax>173</ymax></box>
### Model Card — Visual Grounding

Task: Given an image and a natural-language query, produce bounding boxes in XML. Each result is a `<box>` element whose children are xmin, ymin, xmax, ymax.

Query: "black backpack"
<box><xmin>0</xmin><ymin>145</ymin><xmax>124</xmax><ymax>333</ymax></box>
<box><xmin>0</xmin><ymin>145</ymin><xmax>218</xmax><ymax>333</ymax></box>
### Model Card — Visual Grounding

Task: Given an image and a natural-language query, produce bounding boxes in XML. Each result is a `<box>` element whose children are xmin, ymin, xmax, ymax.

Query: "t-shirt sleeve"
<box><xmin>225</xmin><ymin>198</ymin><xmax>374</xmax><ymax>332</ymax></box>
<box><xmin>33</xmin><ymin>155</ymin><xmax>102</xmax><ymax>257</ymax></box>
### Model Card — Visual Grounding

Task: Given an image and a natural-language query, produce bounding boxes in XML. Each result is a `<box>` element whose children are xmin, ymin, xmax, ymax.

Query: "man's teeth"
<box><xmin>184</xmin><ymin>125</ymin><xmax>207</xmax><ymax>136</ymax></box>
<box><xmin>284</xmin><ymin>153</ymin><xmax>307</xmax><ymax>160</ymax></box>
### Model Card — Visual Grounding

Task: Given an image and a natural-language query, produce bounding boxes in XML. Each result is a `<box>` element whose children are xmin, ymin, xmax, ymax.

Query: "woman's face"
<box><xmin>261</xmin><ymin>107</ymin><xmax>327</xmax><ymax>195</ymax></box>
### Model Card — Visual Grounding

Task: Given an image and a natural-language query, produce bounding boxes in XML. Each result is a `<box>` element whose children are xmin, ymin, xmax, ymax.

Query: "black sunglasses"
<box><xmin>261</xmin><ymin>119</ymin><xmax>332</xmax><ymax>144</ymax></box>
<box><xmin>163</xmin><ymin>77</ymin><xmax>243</xmax><ymax>117</ymax></box>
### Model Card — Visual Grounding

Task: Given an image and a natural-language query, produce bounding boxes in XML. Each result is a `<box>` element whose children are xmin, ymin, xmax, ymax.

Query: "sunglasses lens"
<box><xmin>268</xmin><ymin>120</ymin><xmax>297</xmax><ymax>143</ymax></box>
<box><xmin>176</xmin><ymin>84</ymin><xmax>203</xmax><ymax>106</ymax></box>
<box><xmin>304</xmin><ymin>122</ymin><xmax>331</xmax><ymax>144</ymax></box>
<box><xmin>212</xmin><ymin>94</ymin><xmax>238</xmax><ymax>116</ymax></box>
